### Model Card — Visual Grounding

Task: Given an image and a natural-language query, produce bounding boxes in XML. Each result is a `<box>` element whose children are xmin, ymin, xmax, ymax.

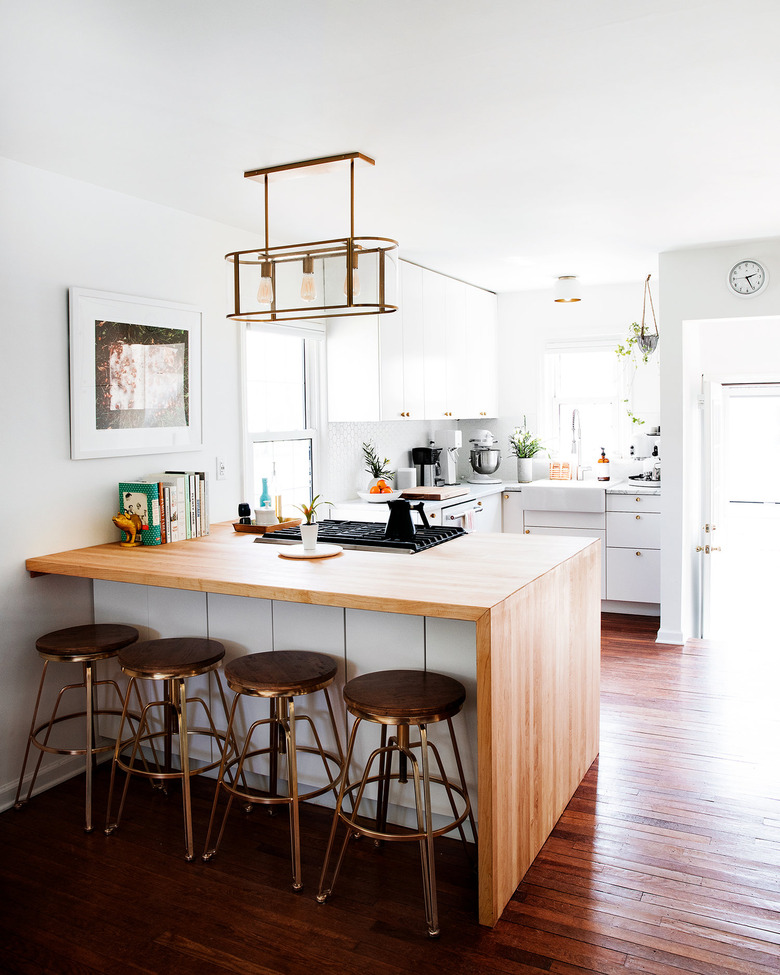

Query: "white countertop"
<box><xmin>503</xmin><ymin>478</ymin><xmax>660</xmax><ymax>497</ymax></box>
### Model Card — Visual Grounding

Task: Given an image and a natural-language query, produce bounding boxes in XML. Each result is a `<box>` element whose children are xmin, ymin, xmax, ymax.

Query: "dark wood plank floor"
<box><xmin>2</xmin><ymin>614</ymin><xmax>778</xmax><ymax>974</ymax></box>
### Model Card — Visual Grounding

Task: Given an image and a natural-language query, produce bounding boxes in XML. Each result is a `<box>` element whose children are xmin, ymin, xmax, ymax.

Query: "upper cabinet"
<box><xmin>327</xmin><ymin>260</ymin><xmax>497</xmax><ymax>422</ymax></box>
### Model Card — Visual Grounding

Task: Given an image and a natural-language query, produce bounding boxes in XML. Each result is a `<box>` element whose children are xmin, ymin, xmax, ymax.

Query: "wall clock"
<box><xmin>727</xmin><ymin>259</ymin><xmax>768</xmax><ymax>296</ymax></box>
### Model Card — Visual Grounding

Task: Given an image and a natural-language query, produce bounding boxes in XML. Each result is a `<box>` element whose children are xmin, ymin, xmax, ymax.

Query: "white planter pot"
<box><xmin>517</xmin><ymin>458</ymin><xmax>533</xmax><ymax>483</ymax></box>
<box><xmin>300</xmin><ymin>523</ymin><xmax>318</xmax><ymax>552</ymax></box>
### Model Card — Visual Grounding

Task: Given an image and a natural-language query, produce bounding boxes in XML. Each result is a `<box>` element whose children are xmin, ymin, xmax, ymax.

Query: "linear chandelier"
<box><xmin>225</xmin><ymin>152</ymin><xmax>399</xmax><ymax>323</ymax></box>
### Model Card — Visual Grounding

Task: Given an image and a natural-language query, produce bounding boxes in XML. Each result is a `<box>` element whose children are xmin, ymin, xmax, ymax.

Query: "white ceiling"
<box><xmin>3</xmin><ymin>0</ymin><xmax>780</xmax><ymax>293</ymax></box>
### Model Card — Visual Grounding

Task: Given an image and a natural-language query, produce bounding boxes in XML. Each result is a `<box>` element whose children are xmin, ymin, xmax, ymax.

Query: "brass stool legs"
<box><xmin>105</xmin><ymin>668</ymin><xmax>231</xmax><ymax>861</ymax></box>
<box><xmin>317</xmin><ymin>714</ymin><xmax>475</xmax><ymax>938</ymax></box>
<box><xmin>14</xmin><ymin>659</ymin><xmax>140</xmax><ymax>832</ymax></box>
<box><xmin>202</xmin><ymin>685</ymin><xmax>343</xmax><ymax>892</ymax></box>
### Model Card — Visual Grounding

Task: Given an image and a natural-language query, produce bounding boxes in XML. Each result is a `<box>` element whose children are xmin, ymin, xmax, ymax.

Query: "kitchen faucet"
<box><xmin>571</xmin><ymin>409</ymin><xmax>591</xmax><ymax>479</ymax></box>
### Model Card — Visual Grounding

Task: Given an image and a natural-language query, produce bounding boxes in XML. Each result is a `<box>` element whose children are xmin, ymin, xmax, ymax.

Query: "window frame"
<box><xmin>240</xmin><ymin>324</ymin><xmax>325</xmax><ymax>509</ymax></box>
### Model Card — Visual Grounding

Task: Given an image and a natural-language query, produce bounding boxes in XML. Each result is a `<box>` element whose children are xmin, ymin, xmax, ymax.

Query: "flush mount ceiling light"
<box><xmin>225</xmin><ymin>152</ymin><xmax>398</xmax><ymax>323</ymax></box>
<box><xmin>553</xmin><ymin>275</ymin><xmax>581</xmax><ymax>302</ymax></box>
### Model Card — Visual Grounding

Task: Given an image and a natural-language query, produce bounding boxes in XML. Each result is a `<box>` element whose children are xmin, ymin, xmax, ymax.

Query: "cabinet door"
<box><xmin>502</xmin><ymin>492</ymin><xmax>525</xmax><ymax>533</ymax></box>
<box><xmin>423</xmin><ymin>271</ymin><xmax>448</xmax><ymax>419</ymax></box>
<box><xmin>607</xmin><ymin>511</ymin><xmax>660</xmax><ymax>548</ymax></box>
<box><xmin>465</xmin><ymin>286</ymin><xmax>498</xmax><ymax>419</ymax></box>
<box><xmin>607</xmin><ymin>548</ymin><xmax>661</xmax><ymax>602</ymax></box>
<box><xmin>326</xmin><ymin>314</ymin><xmax>380</xmax><ymax>421</ymax></box>
<box><xmin>444</xmin><ymin>277</ymin><xmax>468</xmax><ymax>417</ymax></box>
<box><xmin>380</xmin><ymin>261</ymin><xmax>425</xmax><ymax>420</ymax></box>
<box><xmin>474</xmin><ymin>493</ymin><xmax>502</xmax><ymax>532</ymax></box>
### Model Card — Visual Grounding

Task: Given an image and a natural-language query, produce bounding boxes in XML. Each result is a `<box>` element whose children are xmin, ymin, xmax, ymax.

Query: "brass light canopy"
<box><xmin>226</xmin><ymin>152</ymin><xmax>398</xmax><ymax>323</ymax></box>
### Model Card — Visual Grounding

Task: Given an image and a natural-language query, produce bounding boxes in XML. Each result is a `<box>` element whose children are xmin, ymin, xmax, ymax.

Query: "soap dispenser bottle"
<box><xmin>597</xmin><ymin>448</ymin><xmax>610</xmax><ymax>481</ymax></box>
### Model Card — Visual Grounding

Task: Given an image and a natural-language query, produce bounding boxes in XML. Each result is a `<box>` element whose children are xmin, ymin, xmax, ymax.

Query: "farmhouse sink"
<box><xmin>517</xmin><ymin>480</ymin><xmax>606</xmax><ymax>512</ymax></box>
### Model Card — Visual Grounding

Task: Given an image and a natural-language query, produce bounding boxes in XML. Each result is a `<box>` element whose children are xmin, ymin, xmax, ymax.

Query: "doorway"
<box><xmin>700</xmin><ymin>381</ymin><xmax>780</xmax><ymax>641</ymax></box>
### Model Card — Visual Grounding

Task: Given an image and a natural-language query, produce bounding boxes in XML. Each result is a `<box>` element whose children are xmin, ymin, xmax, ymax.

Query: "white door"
<box><xmin>700</xmin><ymin>380</ymin><xmax>727</xmax><ymax>638</ymax></box>
<box><xmin>700</xmin><ymin>381</ymin><xmax>780</xmax><ymax>640</ymax></box>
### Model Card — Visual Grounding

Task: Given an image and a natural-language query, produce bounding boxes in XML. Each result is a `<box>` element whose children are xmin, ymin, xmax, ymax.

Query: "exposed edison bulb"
<box><xmin>257</xmin><ymin>261</ymin><xmax>274</xmax><ymax>305</ymax></box>
<box><xmin>300</xmin><ymin>254</ymin><xmax>316</xmax><ymax>302</ymax></box>
<box><xmin>343</xmin><ymin>250</ymin><xmax>360</xmax><ymax>299</ymax></box>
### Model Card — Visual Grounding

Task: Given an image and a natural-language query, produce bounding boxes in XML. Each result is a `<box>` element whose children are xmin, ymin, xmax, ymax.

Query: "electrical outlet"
<box><xmin>216</xmin><ymin>456</ymin><xmax>227</xmax><ymax>481</ymax></box>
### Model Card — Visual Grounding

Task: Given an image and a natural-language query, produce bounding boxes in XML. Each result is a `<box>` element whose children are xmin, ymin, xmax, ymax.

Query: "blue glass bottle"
<box><xmin>259</xmin><ymin>477</ymin><xmax>272</xmax><ymax>508</ymax></box>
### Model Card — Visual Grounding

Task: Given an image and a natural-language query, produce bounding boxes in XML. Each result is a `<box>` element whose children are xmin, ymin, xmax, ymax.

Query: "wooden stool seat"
<box><xmin>226</xmin><ymin>650</ymin><xmax>337</xmax><ymax>698</ymax></box>
<box><xmin>105</xmin><ymin>637</ymin><xmax>230</xmax><ymax>861</ymax></box>
<box><xmin>203</xmin><ymin>650</ymin><xmax>344</xmax><ymax>891</ymax></box>
<box><xmin>36</xmin><ymin>623</ymin><xmax>140</xmax><ymax>662</ymax></box>
<box><xmin>15</xmin><ymin>623</ymin><xmax>140</xmax><ymax>832</ymax></box>
<box><xmin>317</xmin><ymin>668</ymin><xmax>476</xmax><ymax>938</ymax></box>
<box><xmin>343</xmin><ymin>670</ymin><xmax>466</xmax><ymax>725</ymax></box>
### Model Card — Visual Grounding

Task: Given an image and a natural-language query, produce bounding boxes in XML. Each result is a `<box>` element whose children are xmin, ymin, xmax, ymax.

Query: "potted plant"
<box><xmin>362</xmin><ymin>440</ymin><xmax>395</xmax><ymax>489</ymax></box>
<box><xmin>293</xmin><ymin>494</ymin><xmax>332</xmax><ymax>552</ymax></box>
<box><xmin>509</xmin><ymin>418</ymin><xmax>544</xmax><ymax>483</ymax></box>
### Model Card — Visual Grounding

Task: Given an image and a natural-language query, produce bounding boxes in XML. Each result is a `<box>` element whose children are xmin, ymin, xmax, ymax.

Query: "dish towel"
<box><xmin>463</xmin><ymin>510</ymin><xmax>475</xmax><ymax>532</ymax></box>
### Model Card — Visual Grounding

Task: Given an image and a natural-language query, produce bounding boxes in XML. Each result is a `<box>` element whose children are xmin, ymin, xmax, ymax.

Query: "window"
<box><xmin>244</xmin><ymin>327</ymin><xmax>320</xmax><ymax>516</ymax></box>
<box><xmin>542</xmin><ymin>342</ymin><xmax>622</xmax><ymax>465</ymax></box>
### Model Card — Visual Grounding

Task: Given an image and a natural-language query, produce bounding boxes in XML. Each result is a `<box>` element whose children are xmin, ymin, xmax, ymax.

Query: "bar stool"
<box><xmin>317</xmin><ymin>669</ymin><xmax>477</xmax><ymax>938</ymax></box>
<box><xmin>14</xmin><ymin>623</ymin><xmax>140</xmax><ymax>832</ymax></box>
<box><xmin>104</xmin><ymin>637</ymin><xmax>231</xmax><ymax>860</ymax></box>
<box><xmin>202</xmin><ymin>650</ymin><xmax>344</xmax><ymax>891</ymax></box>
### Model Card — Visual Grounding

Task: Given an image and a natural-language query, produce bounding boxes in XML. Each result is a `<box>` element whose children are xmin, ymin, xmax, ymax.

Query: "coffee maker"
<box><xmin>412</xmin><ymin>444</ymin><xmax>442</xmax><ymax>486</ymax></box>
<box><xmin>434</xmin><ymin>429</ymin><xmax>462</xmax><ymax>484</ymax></box>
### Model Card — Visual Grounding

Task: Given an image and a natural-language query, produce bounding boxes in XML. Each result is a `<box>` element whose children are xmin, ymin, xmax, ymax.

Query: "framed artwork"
<box><xmin>69</xmin><ymin>288</ymin><xmax>203</xmax><ymax>459</ymax></box>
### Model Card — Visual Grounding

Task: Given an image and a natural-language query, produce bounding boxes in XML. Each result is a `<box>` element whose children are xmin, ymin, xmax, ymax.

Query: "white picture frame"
<box><xmin>69</xmin><ymin>288</ymin><xmax>203</xmax><ymax>460</ymax></box>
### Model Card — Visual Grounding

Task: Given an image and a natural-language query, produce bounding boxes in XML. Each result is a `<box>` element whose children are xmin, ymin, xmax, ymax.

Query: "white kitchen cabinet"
<box><xmin>327</xmin><ymin>260</ymin><xmax>497</xmax><ymax>422</ymax></box>
<box><xmin>379</xmin><ymin>261</ymin><xmax>426</xmax><ymax>420</ymax></box>
<box><xmin>464</xmin><ymin>285</ymin><xmax>498</xmax><ymax>419</ymax></box>
<box><xmin>474</xmin><ymin>492</ymin><xmax>502</xmax><ymax>532</ymax></box>
<box><xmin>501</xmin><ymin>493</ymin><xmax>605</xmax><ymax>597</ymax></box>
<box><xmin>606</xmin><ymin>494</ymin><xmax>661</xmax><ymax>603</ymax></box>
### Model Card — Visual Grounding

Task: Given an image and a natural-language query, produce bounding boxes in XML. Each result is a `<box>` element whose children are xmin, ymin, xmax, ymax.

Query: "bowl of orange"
<box><xmin>357</xmin><ymin>480</ymin><xmax>404</xmax><ymax>503</ymax></box>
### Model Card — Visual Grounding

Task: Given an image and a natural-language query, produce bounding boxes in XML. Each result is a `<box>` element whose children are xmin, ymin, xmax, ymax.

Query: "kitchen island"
<box><xmin>26</xmin><ymin>523</ymin><xmax>600</xmax><ymax>926</ymax></box>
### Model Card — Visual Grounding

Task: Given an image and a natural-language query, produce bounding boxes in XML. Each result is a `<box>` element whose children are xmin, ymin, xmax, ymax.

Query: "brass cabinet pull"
<box><xmin>636</xmin><ymin>514</ymin><xmax>641</xmax><ymax>520</ymax></box>
<box><xmin>503</xmin><ymin>494</ymin><xmax>509</xmax><ymax>500</ymax></box>
<box><xmin>635</xmin><ymin>497</ymin><xmax>641</xmax><ymax>502</ymax></box>
<box><xmin>635</xmin><ymin>551</ymin><xmax>642</xmax><ymax>557</ymax></box>
<box><xmin>525</xmin><ymin>529</ymin><xmax>530</xmax><ymax>534</ymax></box>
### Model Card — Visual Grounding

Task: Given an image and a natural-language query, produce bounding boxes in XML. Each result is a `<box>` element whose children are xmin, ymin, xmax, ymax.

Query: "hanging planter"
<box><xmin>637</xmin><ymin>273</ymin><xmax>659</xmax><ymax>356</ymax></box>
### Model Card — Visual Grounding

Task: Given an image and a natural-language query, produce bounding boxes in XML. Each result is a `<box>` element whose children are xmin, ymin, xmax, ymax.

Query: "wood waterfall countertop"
<box><xmin>26</xmin><ymin>521</ymin><xmax>601</xmax><ymax>928</ymax></box>
<box><xmin>26</xmin><ymin>522</ymin><xmax>598</xmax><ymax>621</ymax></box>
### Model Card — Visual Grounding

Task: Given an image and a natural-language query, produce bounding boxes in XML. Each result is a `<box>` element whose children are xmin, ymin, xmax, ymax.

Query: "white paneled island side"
<box><xmin>26</xmin><ymin>523</ymin><xmax>600</xmax><ymax>926</ymax></box>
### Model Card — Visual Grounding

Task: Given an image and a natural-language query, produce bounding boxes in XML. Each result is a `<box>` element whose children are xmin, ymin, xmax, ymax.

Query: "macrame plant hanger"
<box><xmin>638</xmin><ymin>273</ymin><xmax>659</xmax><ymax>355</ymax></box>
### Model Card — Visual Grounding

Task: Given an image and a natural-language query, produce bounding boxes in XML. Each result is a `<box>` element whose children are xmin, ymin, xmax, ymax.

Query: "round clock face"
<box><xmin>728</xmin><ymin>260</ymin><xmax>767</xmax><ymax>296</ymax></box>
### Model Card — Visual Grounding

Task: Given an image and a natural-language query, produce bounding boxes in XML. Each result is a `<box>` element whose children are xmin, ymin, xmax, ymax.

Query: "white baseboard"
<box><xmin>655</xmin><ymin>628</ymin><xmax>685</xmax><ymax>645</ymax></box>
<box><xmin>0</xmin><ymin>754</ymin><xmax>85</xmax><ymax>814</ymax></box>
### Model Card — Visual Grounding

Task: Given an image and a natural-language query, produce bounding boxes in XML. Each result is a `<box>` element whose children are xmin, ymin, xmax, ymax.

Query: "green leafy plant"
<box><xmin>362</xmin><ymin>440</ymin><xmax>395</xmax><ymax>479</ymax></box>
<box><xmin>509</xmin><ymin>417</ymin><xmax>545</xmax><ymax>459</ymax></box>
<box><xmin>294</xmin><ymin>494</ymin><xmax>332</xmax><ymax>524</ymax></box>
<box><xmin>616</xmin><ymin>322</ymin><xmax>654</xmax><ymax>366</ymax></box>
<box><xmin>624</xmin><ymin>401</ymin><xmax>645</xmax><ymax>426</ymax></box>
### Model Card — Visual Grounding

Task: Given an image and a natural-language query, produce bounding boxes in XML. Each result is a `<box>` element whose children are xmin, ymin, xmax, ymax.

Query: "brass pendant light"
<box><xmin>225</xmin><ymin>152</ymin><xmax>398</xmax><ymax>323</ymax></box>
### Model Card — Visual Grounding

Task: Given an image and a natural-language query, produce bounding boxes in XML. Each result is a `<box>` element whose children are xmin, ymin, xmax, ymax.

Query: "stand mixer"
<box><xmin>467</xmin><ymin>429</ymin><xmax>502</xmax><ymax>484</ymax></box>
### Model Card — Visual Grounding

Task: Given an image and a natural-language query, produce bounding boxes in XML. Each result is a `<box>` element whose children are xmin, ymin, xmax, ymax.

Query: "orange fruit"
<box><xmin>376</xmin><ymin>479</ymin><xmax>387</xmax><ymax>488</ymax></box>
<box><xmin>369</xmin><ymin>485</ymin><xmax>381</xmax><ymax>494</ymax></box>
<box><xmin>380</xmin><ymin>486</ymin><xmax>393</xmax><ymax>494</ymax></box>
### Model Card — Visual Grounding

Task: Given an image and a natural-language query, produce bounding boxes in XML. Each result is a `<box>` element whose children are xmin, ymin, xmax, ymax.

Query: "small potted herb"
<box><xmin>509</xmin><ymin>418</ymin><xmax>545</xmax><ymax>483</ymax></box>
<box><xmin>293</xmin><ymin>494</ymin><xmax>332</xmax><ymax>552</ymax></box>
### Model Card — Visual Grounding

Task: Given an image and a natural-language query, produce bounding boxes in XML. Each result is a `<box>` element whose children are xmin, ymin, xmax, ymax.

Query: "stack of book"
<box><xmin>117</xmin><ymin>471</ymin><xmax>209</xmax><ymax>545</ymax></box>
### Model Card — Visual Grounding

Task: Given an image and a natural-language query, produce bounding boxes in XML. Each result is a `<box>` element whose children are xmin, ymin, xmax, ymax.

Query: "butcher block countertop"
<box><xmin>26</xmin><ymin>522</ymin><xmax>598</xmax><ymax>621</ymax></box>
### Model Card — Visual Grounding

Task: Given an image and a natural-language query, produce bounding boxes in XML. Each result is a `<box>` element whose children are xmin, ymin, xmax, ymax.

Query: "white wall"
<box><xmin>658</xmin><ymin>238</ymin><xmax>780</xmax><ymax>644</ymax></box>
<box><xmin>0</xmin><ymin>158</ymin><xmax>259</xmax><ymax>805</ymax></box>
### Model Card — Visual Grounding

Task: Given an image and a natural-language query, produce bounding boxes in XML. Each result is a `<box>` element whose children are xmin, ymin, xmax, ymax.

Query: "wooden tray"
<box><xmin>401</xmin><ymin>486</ymin><xmax>469</xmax><ymax>501</ymax></box>
<box><xmin>233</xmin><ymin>518</ymin><xmax>302</xmax><ymax>535</ymax></box>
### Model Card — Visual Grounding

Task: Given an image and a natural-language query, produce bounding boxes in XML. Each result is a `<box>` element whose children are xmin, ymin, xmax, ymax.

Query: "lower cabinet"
<box><xmin>606</xmin><ymin>494</ymin><xmax>661</xmax><ymax>603</ymax></box>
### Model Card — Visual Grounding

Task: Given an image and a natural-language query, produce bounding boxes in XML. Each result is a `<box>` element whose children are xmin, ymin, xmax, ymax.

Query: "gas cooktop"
<box><xmin>255</xmin><ymin>519</ymin><xmax>466</xmax><ymax>554</ymax></box>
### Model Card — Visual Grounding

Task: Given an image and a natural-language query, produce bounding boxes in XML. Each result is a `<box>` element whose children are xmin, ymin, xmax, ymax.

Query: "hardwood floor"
<box><xmin>1</xmin><ymin>614</ymin><xmax>778</xmax><ymax>974</ymax></box>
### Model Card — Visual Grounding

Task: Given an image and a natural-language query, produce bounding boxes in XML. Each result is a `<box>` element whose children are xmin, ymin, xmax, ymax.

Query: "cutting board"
<box><xmin>401</xmin><ymin>486</ymin><xmax>469</xmax><ymax>501</ymax></box>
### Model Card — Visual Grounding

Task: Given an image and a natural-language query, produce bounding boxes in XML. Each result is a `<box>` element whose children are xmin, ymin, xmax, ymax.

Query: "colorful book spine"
<box><xmin>118</xmin><ymin>482</ymin><xmax>162</xmax><ymax>546</ymax></box>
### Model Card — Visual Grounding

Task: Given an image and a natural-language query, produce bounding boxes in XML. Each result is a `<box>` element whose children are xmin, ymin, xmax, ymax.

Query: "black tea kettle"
<box><xmin>384</xmin><ymin>499</ymin><xmax>430</xmax><ymax>541</ymax></box>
